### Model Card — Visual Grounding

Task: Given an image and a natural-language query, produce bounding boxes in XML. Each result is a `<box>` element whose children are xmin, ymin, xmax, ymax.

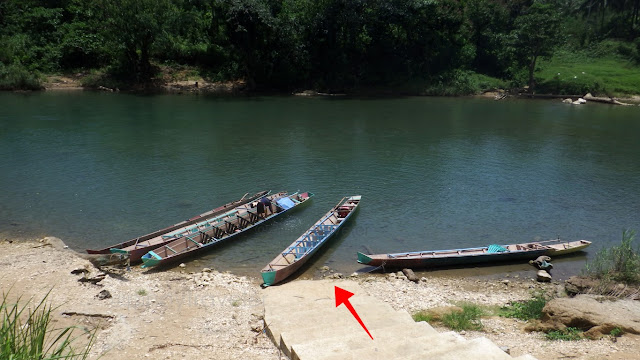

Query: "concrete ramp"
<box><xmin>262</xmin><ymin>280</ymin><xmax>536</xmax><ymax>360</ymax></box>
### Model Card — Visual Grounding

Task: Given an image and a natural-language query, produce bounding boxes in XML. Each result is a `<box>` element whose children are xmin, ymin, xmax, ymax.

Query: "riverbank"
<box><xmin>38</xmin><ymin>74</ymin><xmax>640</xmax><ymax>103</ymax></box>
<box><xmin>1</xmin><ymin>236</ymin><xmax>638</xmax><ymax>359</ymax></box>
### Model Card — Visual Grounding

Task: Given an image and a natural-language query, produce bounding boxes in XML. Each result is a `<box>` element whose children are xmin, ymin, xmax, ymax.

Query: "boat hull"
<box><xmin>262</xmin><ymin>196</ymin><xmax>361</xmax><ymax>286</ymax></box>
<box><xmin>545</xmin><ymin>240</ymin><xmax>591</xmax><ymax>256</ymax></box>
<box><xmin>86</xmin><ymin>191</ymin><xmax>268</xmax><ymax>263</ymax></box>
<box><xmin>357</xmin><ymin>239</ymin><xmax>591</xmax><ymax>270</ymax></box>
<box><xmin>357</xmin><ymin>249</ymin><xmax>547</xmax><ymax>269</ymax></box>
<box><xmin>141</xmin><ymin>192</ymin><xmax>314</xmax><ymax>269</ymax></box>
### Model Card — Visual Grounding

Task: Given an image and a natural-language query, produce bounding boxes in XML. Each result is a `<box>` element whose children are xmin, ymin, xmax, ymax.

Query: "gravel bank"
<box><xmin>1</xmin><ymin>237</ymin><xmax>638</xmax><ymax>360</ymax></box>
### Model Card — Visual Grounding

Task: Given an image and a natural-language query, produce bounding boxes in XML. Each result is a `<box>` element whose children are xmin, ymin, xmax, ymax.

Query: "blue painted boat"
<box><xmin>141</xmin><ymin>191</ymin><xmax>313</xmax><ymax>268</ymax></box>
<box><xmin>357</xmin><ymin>242</ymin><xmax>552</xmax><ymax>270</ymax></box>
<box><xmin>261</xmin><ymin>196</ymin><xmax>361</xmax><ymax>286</ymax></box>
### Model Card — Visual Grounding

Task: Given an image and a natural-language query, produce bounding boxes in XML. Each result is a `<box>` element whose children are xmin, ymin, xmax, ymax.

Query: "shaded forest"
<box><xmin>1</xmin><ymin>0</ymin><xmax>639</xmax><ymax>94</ymax></box>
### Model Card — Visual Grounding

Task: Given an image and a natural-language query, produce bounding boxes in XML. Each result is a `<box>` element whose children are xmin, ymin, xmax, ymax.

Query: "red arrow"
<box><xmin>335</xmin><ymin>286</ymin><xmax>373</xmax><ymax>340</ymax></box>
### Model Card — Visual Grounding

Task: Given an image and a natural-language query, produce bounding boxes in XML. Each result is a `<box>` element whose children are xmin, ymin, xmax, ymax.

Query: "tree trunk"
<box><xmin>528</xmin><ymin>54</ymin><xmax>538</xmax><ymax>90</ymax></box>
<box><xmin>140</xmin><ymin>34</ymin><xmax>152</xmax><ymax>80</ymax></box>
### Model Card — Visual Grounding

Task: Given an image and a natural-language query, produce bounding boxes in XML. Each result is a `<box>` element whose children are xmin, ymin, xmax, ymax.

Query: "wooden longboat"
<box><xmin>86</xmin><ymin>191</ymin><xmax>269</xmax><ymax>263</ymax></box>
<box><xmin>541</xmin><ymin>239</ymin><xmax>591</xmax><ymax>256</ymax></box>
<box><xmin>261</xmin><ymin>196</ymin><xmax>361</xmax><ymax>286</ymax></box>
<box><xmin>141</xmin><ymin>191</ymin><xmax>313</xmax><ymax>269</ymax></box>
<box><xmin>357</xmin><ymin>239</ymin><xmax>591</xmax><ymax>270</ymax></box>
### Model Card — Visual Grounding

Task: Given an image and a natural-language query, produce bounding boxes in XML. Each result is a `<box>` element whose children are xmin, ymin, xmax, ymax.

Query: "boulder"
<box><xmin>539</xmin><ymin>294</ymin><xmax>640</xmax><ymax>336</ymax></box>
<box><xmin>537</xmin><ymin>270</ymin><xmax>552</xmax><ymax>282</ymax></box>
<box><xmin>402</xmin><ymin>268</ymin><xmax>419</xmax><ymax>282</ymax></box>
<box><xmin>564</xmin><ymin>276</ymin><xmax>600</xmax><ymax>296</ymax></box>
<box><xmin>562</xmin><ymin>98</ymin><xmax>573</xmax><ymax>104</ymax></box>
<box><xmin>529</xmin><ymin>256</ymin><xmax>553</xmax><ymax>270</ymax></box>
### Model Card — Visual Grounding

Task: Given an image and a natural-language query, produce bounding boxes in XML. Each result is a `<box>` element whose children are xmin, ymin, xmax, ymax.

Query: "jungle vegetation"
<box><xmin>1</xmin><ymin>0</ymin><xmax>639</xmax><ymax>94</ymax></box>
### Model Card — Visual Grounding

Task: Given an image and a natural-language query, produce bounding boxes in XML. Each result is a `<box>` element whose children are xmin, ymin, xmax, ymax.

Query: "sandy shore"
<box><xmin>1</xmin><ymin>237</ymin><xmax>638</xmax><ymax>360</ymax></box>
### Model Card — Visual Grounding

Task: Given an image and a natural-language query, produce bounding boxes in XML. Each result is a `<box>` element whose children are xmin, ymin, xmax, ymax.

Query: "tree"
<box><xmin>94</xmin><ymin>0</ymin><xmax>175</xmax><ymax>81</ymax></box>
<box><xmin>513</xmin><ymin>0</ymin><xmax>562</xmax><ymax>89</ymax></box>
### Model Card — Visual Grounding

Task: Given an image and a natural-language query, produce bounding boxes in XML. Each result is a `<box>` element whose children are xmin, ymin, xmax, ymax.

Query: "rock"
<box><xmin>529</xmin><ymin>256</ymin><xmax>553</xmax><ymax>270</ymax></box>
<box><xmin>539</xmin><ymin>294</ymin><xmax>640</xmax><ymax>335</ymax></box>
<box><xmin>578</xmin><ymin>97</ymin><xmax>587</xmax><ymax>104</ymax></box>
<box><xmin>71</xmin><ymin>268</ymin><xmax>89</xmax><ymax>275</ymax></box>
<box><xmin>78</xmin><ymin>272</ymin><xmax>107</xmax><ymax>285</ymax></box>
<box><xmin>179</xmin><ymin>263</ymin><xmax>186</xmax><ymax>268</ymax></box>
<box><xmin>396</xmin><ymin>271</ymin><xmax>404</xmax><ymax>278</ymax></box>
<box><xmin>502</xmin><ymin>279</ymin><xmax>510</xmax><ymax>285</ymax></box>
<box><xmin>202</xmin><ymin>267</ymin><xmax>212</xmax><ymax>273</ymax></box>
<box><xmin>96</xmin><ymin>289</ymin><xmax>112</xmax><ymax>300</ymax></box>
<box><xmin>402</xmin><ymin>268</ymin><xmax>419</xmax><ymax>282</ymax></box>
<box><xmin>584</xmin><ymin>324</ymin><xmax>619</xmax><ymax>340</ymax></box>
<box><xmin>320</xmin><ymin>266</ymin><xmax>330</xmax><ymax>272</ymax></box>
<box><xmin>420</xmin><ymin>277</ymin><xmax>428</xmax><ymax>282</ymax></box>
<box><xmin>537</xmin><ymin>270</ymin><xmax>552</xmax><ymax>282</ymax></box>
<box><xmin>563</xmin><ymin>98</ymin><xmax>573</xmax><ymax>103</ymax></box>
<box><xmin>294</xmin><ymin>90</ymin><xmax>318</xmax><ymax>96</ymax></box>
<box><xmin>565</xmin><ymin>276</ymin><xmax>600</xmax><ymax>296</ymax></box>
<box><xmin>349</xmin><ymin>272</ymin><xmax>358</xmax><ymax>278</ymax></box>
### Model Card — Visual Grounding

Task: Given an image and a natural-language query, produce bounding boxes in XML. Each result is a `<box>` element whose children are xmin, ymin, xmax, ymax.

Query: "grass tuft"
<box><xmin>545</xmin><ymin>327</ymin><xmax>583</xmax><ymax>341</ymax></box>
<box><xmin>411</xmin><ymin>311</ymin><xmax>433</xmax><ymax>323</ymax></box>
<box><xmin>441</xmin><ymin>303</ymin><xmax>484</xmax><ymax>331</ymax></box>
<box><xmin>1</xmin><ymin>290</ymin><xmax>95</xmax><ymax>359</ymax></box>
<box><xmin>500</xmin><ymin>292</ymin><xmax>547</xmax><ymax>321</ymax></box>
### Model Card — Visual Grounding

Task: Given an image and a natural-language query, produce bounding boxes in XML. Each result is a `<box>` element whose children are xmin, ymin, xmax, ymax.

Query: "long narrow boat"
<box><xmin>141</xmin><ymin>191</ymin><xmax>313</xmax><ymax>268</ymax></box>
<box><xmin>86</xmin><ymin>191</ymin><xmax>269</xmax><ymax>263</ymax></box>
<box><xmin>541</xmin><ymin>239</ymin><xmax>591</xmax><ymax>255</ymax></box>
<box><xmin>261</xmin><ymin>196</ymin><xmax>361</xmax><ymax>286</ymax></box>
<box><xmin>357</xmin><ymin>239</ymin><xmax>591</xmax><ymax>270</ymax></box>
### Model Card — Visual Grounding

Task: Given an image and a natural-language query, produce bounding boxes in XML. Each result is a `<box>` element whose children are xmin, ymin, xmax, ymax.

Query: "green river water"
<box><xmin>1</xmin><ymin>92</ymin><xmax>639</xmax><ymax>279</ymax></box>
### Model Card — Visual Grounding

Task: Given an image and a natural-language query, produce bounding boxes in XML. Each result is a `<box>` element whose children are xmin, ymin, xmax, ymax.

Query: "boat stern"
<box><xmin>357</xmin><ymin>252</ymin><xmax>373</xmax><ymax>265</ymax></box>
<box><xmin>141</xmin><ymin>251</ymin><xmax>162</xmax><ymax>268</ymax></box>
<box><xmin>261</xmin><ymin>270</ymin><xmax>277</xmax><ymax>287</ymax></box>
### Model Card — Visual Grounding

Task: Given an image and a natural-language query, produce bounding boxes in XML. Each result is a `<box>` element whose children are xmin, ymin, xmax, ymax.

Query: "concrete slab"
<box><xmin>262</xmin><ymin>280</ymin><xmax>537</xmax><ymax>360</ymax></box>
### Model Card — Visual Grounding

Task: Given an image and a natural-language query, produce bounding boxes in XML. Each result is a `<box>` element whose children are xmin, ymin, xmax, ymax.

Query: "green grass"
<box><xmin>412</xmin><ymin>303</ymin><xmax>484</xmax><ymax>331</ymax></box>
<box><xmin>441</xmin><ymin>303</ymin><xmax>484</xmax><ymax>331</ymax></box>
<box><xmin>499</xmin><ymin>292</ymin><xmax>547</xmax><ymax>321</ymax></box>
<box><xmin>411</xmin><ymin>311</ymin><xmax>434</xmax><ymax>323</ymax></box>
<box><xmin>610</xmin><ymin>327</ymin><xmax>623</xmax><ymax>337</ymax></box>
<box><xmin>1</xmin><ymin>291</ymin><xmax>94</xmax><ymax>359</ymax></box>
<box><xmin>536</xmin><ymin>48</ymin><xmax>640</xmax><ymax>96</ymax></box>
<box><xmin>136</xmin><ymin>289</ymin><xmax>147</xmax><ymax>296</ymax></box>
<box><xmin>545</xmin><ymin>327</ymin><xmax>583</xmax><ymax>341</ymax></box>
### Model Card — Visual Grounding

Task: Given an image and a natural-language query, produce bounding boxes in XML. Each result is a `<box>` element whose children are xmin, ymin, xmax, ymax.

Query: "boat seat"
<box><xmin>487</xmin><ymin>244</ymin><xmax>509</xmax><ymax>253</ymax></box>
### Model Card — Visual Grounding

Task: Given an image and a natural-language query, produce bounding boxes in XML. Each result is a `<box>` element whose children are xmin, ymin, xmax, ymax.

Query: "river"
<box><xmin>1</xmin><ymin>92</ymin><xmax>639</xmax><ymax>279</ymax></box>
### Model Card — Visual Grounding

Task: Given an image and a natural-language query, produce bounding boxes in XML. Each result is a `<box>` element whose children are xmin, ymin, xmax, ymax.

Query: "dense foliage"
<box><xmin>1</xmin><ymin>0</ymin><xmax>639</xmax><ymax>92</ymax></box>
